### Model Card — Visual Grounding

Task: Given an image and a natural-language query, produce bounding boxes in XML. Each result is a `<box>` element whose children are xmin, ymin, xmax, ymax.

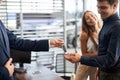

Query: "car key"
<box><xmin>62</xmin><ymin>45</ymin><xmax>67</xmax><ymax>52</ymax></box>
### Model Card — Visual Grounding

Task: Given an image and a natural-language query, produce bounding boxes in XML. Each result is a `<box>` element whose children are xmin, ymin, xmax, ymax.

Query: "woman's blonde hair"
<box><xmin>81</xmin><ymin>10</ymin><xmax>102</xmax><ymax>36</ymax></box>
<box><xmin>81</xmin><ymin>10</ymin><xmax>102</xmax><ymax>49</ymax></box>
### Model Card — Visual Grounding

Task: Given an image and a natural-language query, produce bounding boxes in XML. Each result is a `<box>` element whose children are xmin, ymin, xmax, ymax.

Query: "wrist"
<box><xmin>79</xmin><ymin>55</ymin><xmax>81</xmax><ymax>62</ymax></box>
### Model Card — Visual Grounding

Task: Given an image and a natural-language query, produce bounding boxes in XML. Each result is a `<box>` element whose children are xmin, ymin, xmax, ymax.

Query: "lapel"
<box><xmin>0</xmin><ymin>20</ymin><xmax>10</xmax><ymax>57</ymax></box>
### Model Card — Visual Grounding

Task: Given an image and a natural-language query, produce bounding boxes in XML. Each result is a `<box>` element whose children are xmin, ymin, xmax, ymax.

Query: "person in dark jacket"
<box><xmin>0</xmin><ymin>0</ymin><xmax>64</xmax><ymax>80</ymax></box>
<box><xmin>64</xmin><ymin>0</ymin><xmax>120</xmax><ymax>80</ymax></box>
<box><xmin>0</xmin><ymin>21</ymin><xmax>64</xmax><ymax>80</ymax></box>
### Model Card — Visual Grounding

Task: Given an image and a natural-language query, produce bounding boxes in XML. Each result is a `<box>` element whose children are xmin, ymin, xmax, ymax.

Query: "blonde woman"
<box><xmin>75</xmin><ymin>10</ymin><xmax>102</xmax><ymax>80</ymax></box>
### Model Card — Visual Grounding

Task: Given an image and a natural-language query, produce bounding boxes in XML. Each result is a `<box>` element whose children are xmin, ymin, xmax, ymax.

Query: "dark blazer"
<box><xmin>0</xmin><ymin>20</ymin><xmax>49</xmax><ymax>80</ymax></box>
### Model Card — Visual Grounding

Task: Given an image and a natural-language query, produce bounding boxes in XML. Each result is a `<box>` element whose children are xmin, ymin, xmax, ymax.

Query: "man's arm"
<box><xmin>7</xmin><ymin>29</ymin><xmax>63</xmax><ymax>51</ymax></box>
<box><xmin>65</xmin><ymin>26</ymin><xmax>120</xmax><ymax>69</ymax></box>
<box><xmin>7</xmin><ymin>29</ymin><xmax>49</xmax><ymax>51</ymax></box>
<box><xmin>81</xmin><ymin>25</ymin><xmax>120</xmax><ymax>68</ymax></box>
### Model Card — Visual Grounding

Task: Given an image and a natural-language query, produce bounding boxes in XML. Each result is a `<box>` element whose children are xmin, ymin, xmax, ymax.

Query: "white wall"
<box><xmin>84</xmin><ymin>0</ymin><xmax>98</xmax><ymax>14</ymax></box>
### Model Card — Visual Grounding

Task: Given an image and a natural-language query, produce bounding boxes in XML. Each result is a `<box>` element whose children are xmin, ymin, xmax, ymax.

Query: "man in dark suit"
<box><xmin>0</xmin><ymin>22</ymin><xmax>64</xmax><ymax>80</ymax></box>
<box><xmin>0</xmin><ymin>2</ymin><xmax>64</xmax><ymax>80</ymax></box>
<box><xmin>64</xmin><ymin>0</ymin><xmax>120</xmax><ymax>80</ymax></box>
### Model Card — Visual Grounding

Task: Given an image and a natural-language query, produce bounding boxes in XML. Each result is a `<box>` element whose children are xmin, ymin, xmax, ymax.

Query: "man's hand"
<box><xmin>4</xmin><ymin>58</ymin><xmax>14</xmax><ymax>76</ymax></box>
<box><xmin>64</xmin><ymin>53</ymin><xmax>81</xmax><ymax>63</ymax></box>
<box><xmin>50</xmin><ymin>38</ymin><xmax>64</xmax><ymax>48</ymax></box>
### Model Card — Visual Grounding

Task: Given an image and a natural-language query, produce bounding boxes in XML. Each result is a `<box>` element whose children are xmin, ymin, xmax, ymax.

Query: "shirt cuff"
<box><xmin>49</xmin><ymin>40</ymin><xmax>50</xmax><ymax>48</ymax></box>
<box><xmin>80</xmin><ymin>56</ymin><xmax>89</xmax><ymax>64</ymax></box>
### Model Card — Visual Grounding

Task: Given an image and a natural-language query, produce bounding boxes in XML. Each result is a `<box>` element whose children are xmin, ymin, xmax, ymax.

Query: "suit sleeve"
<box><xmin>0</xmin><ymin>67</ymin><xmax>11</xmax><ymax>80</ymax></box>
<box><xmin>7</xmin><ymin>29</ymin><xmax>49</xmax><ymax>51</ymax></box>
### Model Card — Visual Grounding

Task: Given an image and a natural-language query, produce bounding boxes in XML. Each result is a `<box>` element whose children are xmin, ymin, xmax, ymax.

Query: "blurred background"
<box><xmin>0</xmin><ymin>0</ymin><xmax>120</xmax><ymax>79</ymax></box>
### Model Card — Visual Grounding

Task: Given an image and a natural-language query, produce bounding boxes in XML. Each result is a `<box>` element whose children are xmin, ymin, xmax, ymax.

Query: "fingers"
<box><xmin>5</xmin><ymin>58</ymin><xmax>14</xmax><ymax>76</ymax></box>
<box><xmin>50</xmin><ymin>38</ymin><xmax>64</xmax><ymax>48</ymax></box>
<box><xmin>64</xmin><ymin>53</ymin><xmax>81</xmax><ymax>63</ymax></box>
<box><xmin>55</xmin><ymin>39</ymin><xmax>64</xmax><ymax>47</ymax></box>
<box><xmin>57</xmin><ymin>39</ymin><xmax>64</xmax><ymax>44</ymax></box>
<box><xmin>6</xmin><ymin>58</ymin><xmax>12</xmax><ymax>65</ymax></box>
<box><xmin>64</xmin><ymin>53</ymin><xmax>75</xmax><ymax>62</ymax></box>
<box><xmin>64</xmin><ymin>54</ymin><xmax>71</xmax><ymax>60</ymax></box>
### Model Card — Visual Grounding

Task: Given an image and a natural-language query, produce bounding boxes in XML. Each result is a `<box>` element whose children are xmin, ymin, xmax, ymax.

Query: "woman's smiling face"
<box><xmin>85</xmin><ymin>12</ymin><xmax>97</xmax><ymax>26</ymax></box>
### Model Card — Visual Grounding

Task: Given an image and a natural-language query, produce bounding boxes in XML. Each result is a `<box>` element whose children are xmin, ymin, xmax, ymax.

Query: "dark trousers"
<box><xmin>99</xmin><ymin>70</ymin><xmax>120</xmax><ymax>80</ymax></box>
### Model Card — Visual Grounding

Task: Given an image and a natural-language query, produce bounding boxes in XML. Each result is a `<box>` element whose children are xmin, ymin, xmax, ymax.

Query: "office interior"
<box><xmin>0</xmin><ymin>0</ymin><xmax>120</xmax><ymax>80</ymax></box>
